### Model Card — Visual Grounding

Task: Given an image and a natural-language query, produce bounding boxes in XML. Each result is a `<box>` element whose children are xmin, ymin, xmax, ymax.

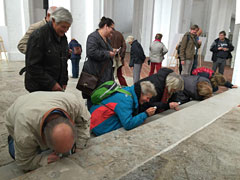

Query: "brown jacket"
<box><xmin>17</xmin><ymin>18</ymin><xmax>47</xmax><ymax>54</ymax></box>
<box><xmin>179</xmin><ymin>32</ymin><xmax>201</xmax><ymax>61</ymax></box>
<box><xmin>109</xmin><ymin>30</ymin><xmax>126</xmax><ymax>60</ymax></box>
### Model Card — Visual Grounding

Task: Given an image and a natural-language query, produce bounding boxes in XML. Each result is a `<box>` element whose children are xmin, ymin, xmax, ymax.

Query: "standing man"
<box><xmin>17</xmin><ymin>6</ymin><xmax>57</xmax><ymax>54</ymax></box>
<box><xmin>179</xmin><ymin>25</ymin><xmax>201</xmax><ymax>75</ymax></box>
<box><xmin>109</xmin><ymin>30</ymin><xmax>128</xmax><ymax>86</ymax></box>
<box><xmin>25</xmin><ymin>7</ymin><xmax>72</xmax><ymax>92</ymax></box>
<box><xmin>69</xmin><ymin>39</ymin><xmax>82</xmax><ymax>78</ymax></box>
<box><xmin>210</xmin><ymin>31</ymin><xmax>234</xmax><ymax>75</ymax></box>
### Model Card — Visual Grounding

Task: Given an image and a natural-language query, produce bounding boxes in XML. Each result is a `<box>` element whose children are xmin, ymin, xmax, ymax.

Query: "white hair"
<box><xmin>166</xmin><ymin>72</ymin><xmax>184</xmax><ymax>93</ymax></box>
<box><xmin>140</xmin><ymin>81</ymin><xmax>157</xmax><ymax>96</ymax></box>
<box><xmin>50</xmin><ymin>7</ymin><xmax>73</xmax><ymax>24</ymax></box>
<box><xmin>126</xmin><ymin>36</ymin><xmax>134</xmax><ymax>43</ymax></box>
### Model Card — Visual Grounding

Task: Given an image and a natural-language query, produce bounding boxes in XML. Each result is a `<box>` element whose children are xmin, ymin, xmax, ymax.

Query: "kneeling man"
<box><xmin>5</xmin><ymin>92</ymin><xmax>90</xmax><ymax>171</ymax></box>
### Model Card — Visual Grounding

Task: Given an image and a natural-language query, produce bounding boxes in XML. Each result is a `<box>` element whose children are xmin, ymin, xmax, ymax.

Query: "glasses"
<box><xmin>109</xmin><ymin>26</ymin><xmax>115</xmax><ymax>31</ymax></box>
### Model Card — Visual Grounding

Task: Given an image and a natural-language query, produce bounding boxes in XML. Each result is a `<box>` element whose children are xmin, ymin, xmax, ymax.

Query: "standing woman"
<box><xmin>82</xmin><ymin>17</ymin><xmax>115</xmax><ymax>109</ymax></box>
<box><xmin>126</xmin><ymin>36</ymin><xmax>146</xmax><ymax>83</ymax></box>
<box><xmin>149</xmin><ymin>33</ymin><xmax>168</xmax><ymax>76</ymax></box>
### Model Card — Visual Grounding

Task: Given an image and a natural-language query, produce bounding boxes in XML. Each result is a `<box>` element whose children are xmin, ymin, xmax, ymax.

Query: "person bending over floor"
<box><xmin>5</xmin><ymin>92</ymin><xmax>90</xmax><ymax>171</ymax></box>
<box><xmin>169</xmin><ymin>75</ymin><xmax>213</xmax><ymax>104</ymax></box>
<box><xmin>136</xmin><ymin>68</ymin><xmax>184</xmax><ymax>113</ymax></box>
<box><xmin>192</xmin><ymin>67</ymin><xmax>238</xmax><ymax>92</ymax></box>
<box><xmin>90</xmin><ymin>81</ymin><xmax>157</xmax><ymax>136</ymax></box>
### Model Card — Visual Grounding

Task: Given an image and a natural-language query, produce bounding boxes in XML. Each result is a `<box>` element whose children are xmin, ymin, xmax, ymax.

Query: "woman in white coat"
<box><xmin>149</xmin><ymin>33</ymin><xmax>168</xmax><ymax>76</ymax></box>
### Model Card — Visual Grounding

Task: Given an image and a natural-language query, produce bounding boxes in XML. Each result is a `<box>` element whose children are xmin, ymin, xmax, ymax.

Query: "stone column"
<box><xmin>4</xmin><ymin>0</ymin><xmax>25</xmax><ymax>60</ymax></box>
<box><xmin>70</xmin><ymin>0</ymin><xmax>103</xmax><ymax>61</ymax></box>
<box><xmin>204</xmin><ymin>0</ymin><xmax>235</xmax><ymax>62</ymax></box>
<box><xmin>232</xmin><ymin>0</ymin><xmax>240</xmax><ymax>85</ymax></box>
<box><xmin>140</xmin><ymin>0</ymin><xmax>155</xmax><ymax>56</ymax></box>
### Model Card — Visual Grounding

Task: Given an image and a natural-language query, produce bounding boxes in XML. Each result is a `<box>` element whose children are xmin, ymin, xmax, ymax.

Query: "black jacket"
<box><xmin>82</xmin><ymin>30</ymin><xmax>114</xmax><ymax>98</ymax></box>
<box><xmin>129</xmin><ymin>40</ymin><xmax>146</xmax><ymax>67</ymax></box>
<box><xmin>170</xmin><ymin>75</ymin><xmax>211</xmax><ymax>104</ymax></box>
<box><xmin>25</xmin><ymin>22</ymin><xmax>69</xmax><ymax>92</ymax></box>
<box><xmin>210</xmin><ymin>38</ymin><xmax>234</xmax><ymax>62</ymax></box>
<box><xmin>135</xmin><ymin>68</ymin><xmax>173</xmax><ymax>112</ymax></box>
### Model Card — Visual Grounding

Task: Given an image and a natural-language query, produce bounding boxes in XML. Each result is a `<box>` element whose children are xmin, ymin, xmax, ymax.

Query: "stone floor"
<box><xmin>0</xmin><ymin>57</ymin><xmax>238</xmax><ymax>180</ymax></box>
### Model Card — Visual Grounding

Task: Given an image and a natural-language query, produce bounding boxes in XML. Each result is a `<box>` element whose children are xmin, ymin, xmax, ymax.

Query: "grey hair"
<box><xmin>50</xmin><ymin>7</ymin><xmax>73</xmax><ymax>24</ymax></box>
<box><xmin>166</xmin><ymin>72</ymin><xmax>184</xmax><ymax>93</ymax></box>
<box><xmin>140</xmin><ymin>81</ymin><xmax>157</xmax><ymax>96</ymax></box>
<box><xmin>126</xmin><ymin>35</ymin><xmax>134</xmax><ymax>43</ymax></box>
<box><xmin>44</xmin><ymin>116</ymin><xmax>76</xmax><ymax>149</ymax></box>
<box><xmin>47</xmin><ymin>6</ymin><xmax>57</xmax><ymax>14</ymax></box>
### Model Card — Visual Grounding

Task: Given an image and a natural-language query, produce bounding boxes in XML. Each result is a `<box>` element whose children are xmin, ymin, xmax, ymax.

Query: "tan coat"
<box><xmin>179</xmin><ymin>32</ymin><xmax>201</xmax><ymax>61</ymax></box>
<box><xmin>17</xmin><ymin>18</ymin><xmax>47</xmax><ymax>54</ymax></box>
<box><xmin>5</xmin><ymin>91</ymin><xmax>90</xmax><ymax>171</ymax></box>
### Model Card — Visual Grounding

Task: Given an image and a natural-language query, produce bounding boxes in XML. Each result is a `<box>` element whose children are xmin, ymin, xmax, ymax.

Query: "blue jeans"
<box><xmin>71</xmin><ymin>58</ymin><xmax>80</xmax><ymax>78</ymax></box>
<box><xmin>8</xmin><ymin>135</ymin><xmax>15</xmax><ymax>159</ymax></box>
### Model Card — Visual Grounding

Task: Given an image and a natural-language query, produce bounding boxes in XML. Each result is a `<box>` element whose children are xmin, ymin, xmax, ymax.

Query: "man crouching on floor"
<box><xmin>4</xmin><ymin>92</ymin><xmax>90</xmax><ymax>171</ymax></box>
<box><xmin>90</xmin><ymin>81</ymin><xmax>157</xmax><ymax>136</ymax></box>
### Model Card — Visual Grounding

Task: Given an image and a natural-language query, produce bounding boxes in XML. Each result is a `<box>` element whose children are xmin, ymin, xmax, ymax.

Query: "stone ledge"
<box><xmin>9</xmin><ymin>89</ymin><xmax>240</xmax><ymax>179</ymax></box>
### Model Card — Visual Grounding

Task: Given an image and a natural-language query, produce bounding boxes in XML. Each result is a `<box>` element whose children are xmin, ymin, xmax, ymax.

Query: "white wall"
<box><xmin>112</xmin><ymin>0</ymin><xmax>133</xmax><ymax>34</ymax></box>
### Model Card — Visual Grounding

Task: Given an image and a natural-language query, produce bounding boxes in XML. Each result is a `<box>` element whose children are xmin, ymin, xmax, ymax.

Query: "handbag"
<box><xmin>76</xmin><ymin>71</ymin><xmax>98</xmax><ymax>96</ymax></box>
<box><xmin>76</xmin><ymin>58</ymin><xmax>109</xmax><ymax>96</ymax></box>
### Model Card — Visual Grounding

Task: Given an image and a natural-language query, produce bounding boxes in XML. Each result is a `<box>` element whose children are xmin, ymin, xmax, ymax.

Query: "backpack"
<box><xmin>91</xmin><ymin>81</ymin><xmax>132</xmax><ymax>105</ymax></box>
<box><xmin>73</xmin><ymin>46</ymin><xmax>81</xmax><ymax>55</ymax></box>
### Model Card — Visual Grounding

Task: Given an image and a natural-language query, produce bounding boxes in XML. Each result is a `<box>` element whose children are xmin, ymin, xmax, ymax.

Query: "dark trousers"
<box><xmin>191</xmin><ymin>54</ymin><xmax>198</xmax><ymax>74</ymax></box>
<box><xmin>117</xmin><ymin>66</ymin><xmax>128</xmax><ymax>86</ymax></box>
<box><xmin>71</xmin><ymin>58</ymin><xmax>80</xmax><ymax>78</ymax></box>
<box><xmin>178</xmin><ymin>58</ymin><xmax>182</xmax><ymax>74</ymax></box>
<box><xmin>8</xmin><ymin>135</ymin><xmax>15</xmax><ymax>159</ymax></box>
<box><xmin>212</xmin><ymin>58</ymin><xmax>226</xmax><ymax>75</ymax></box>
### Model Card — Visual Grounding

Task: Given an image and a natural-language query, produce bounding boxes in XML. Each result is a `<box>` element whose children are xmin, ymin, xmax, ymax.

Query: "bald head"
<box><xmin>44</xmin><ymin>116</ymin><xmax>76</xmax><ymax>153</ymax></box>
<box><xmin>46</xmin><ymin>6</ymin><xmax>57</xmax><ymax>22</ymax></box>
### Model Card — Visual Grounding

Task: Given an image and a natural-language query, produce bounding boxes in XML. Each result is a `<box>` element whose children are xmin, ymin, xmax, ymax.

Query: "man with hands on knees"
<box><xmin>5</xmin><ymin>91</ymin><xmax>90</xmax><ymax>171</ymax></box>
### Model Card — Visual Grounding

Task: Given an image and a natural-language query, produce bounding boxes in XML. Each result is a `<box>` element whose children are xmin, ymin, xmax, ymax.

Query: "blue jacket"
<box><xmin>69</xmin><ymin>39</ymin><xmax>82</xmax><ymax>59</ymax></box>
<box><xmin>90</xmin><ymin>85</ymin><xmax>148</xmax><ymax>136</ymax></box>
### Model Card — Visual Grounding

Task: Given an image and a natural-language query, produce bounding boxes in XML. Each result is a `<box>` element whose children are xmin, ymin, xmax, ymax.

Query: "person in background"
<box><xmin>126</xmin><ymin>36</ymin><xmax>146</xmax><ymax>83</ymax></box>
<box><xmin>210</xmin><ymin>30</ymin><xmax>234</xmax><ymax>75</ymax></box>
<box><xmin>69</xmin><ymin>39</ymin><xmax>82</xmax><ymax>78</ymax></box>
<box><xmin>90</xmin><ymin>81</ymin><xmax>157</xmax><ymax>136</ymax></box>
<box><xmin>18</xmin><ymin>6</ymin><xmax>57</xmax><ymax>54</ymax></box>
<box><xmin>179</xmin><ymin>24</ymin><xmax>201</xmax><ymax>75</ymax></box>
<box><xmin>18</xmin><ymin>6</ymin><xmax>57</xmax><ymax>75</ymax></box>
<box><xmin>109</xmin><ymin>30</ymin><xmax>128</xmax><ymax>86</ymax></box>
<box><xmin>149</xmin><ymin>33</ymin><xmax>168</xmax><ymax>76</ymax></box>
<box><xmin>5</xmin><ymin>91</ymin><xmax>90</xmax><ymax>171</ymax></box>
<box><xmin>192</xmin><ymin>67</ymin><xmax>238</xmax><ymax>92</ymax></box>
<box><xmin>25</xmin><ymin>7</ymin><xmax>72</xmax><ymax>92</ymax></box>
<box><xmin>191</xmin><ymin>28</ymin><xmax>202</xmax><ymax>74</ymax></box>
<box><xmin>136</xmin><ymin>68</ymin><xmax>184</xmax><ymax>113</ymax></box>
<box><xmin>82</xmin><ymin>16</ymin><xmax>115</xmax><ymax>109</ymax></box>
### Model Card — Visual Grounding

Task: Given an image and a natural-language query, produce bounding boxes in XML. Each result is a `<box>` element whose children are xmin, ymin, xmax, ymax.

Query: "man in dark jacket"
<box><xmin>25</xmin><ymin>7</ymin><xmax>72</xmax><ymax>92</ymax></box>
<box><xmin>126</xmin><ymin>36</ymin><xmax>146</xmax><ymax>83</ymax></box>
<box><xmin>210</xmin><ymin>31</ymin><xmax>234</xmax><ymax>75</ymax></box>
